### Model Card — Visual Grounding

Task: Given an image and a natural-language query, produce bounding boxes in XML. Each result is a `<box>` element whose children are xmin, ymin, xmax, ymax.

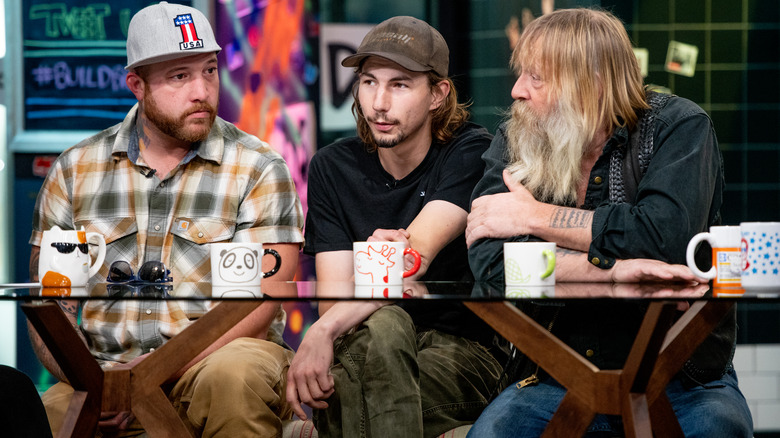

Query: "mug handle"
<box><xmin>87</xmin><ymin>233</ymin><xmax>106</xmax><ymax>279</ymax></box>
<box><xmin>402</xmin><ymin>248</ymin><xmax>422</xmax><ymax>278</ymax></box>
<box><xmin>686</xmin><ymin>232</ymin><xmax>716</xmax><ymax>279</ymax></box>
<box><xmin>262</xmin><ymin>249</ymin><xmax>282</xmax><ymax>278</ymax></box>
<box><xmin>540</xmin><ymin>249</ymin><xmax>556</xmax><ymax>279</ymax></box>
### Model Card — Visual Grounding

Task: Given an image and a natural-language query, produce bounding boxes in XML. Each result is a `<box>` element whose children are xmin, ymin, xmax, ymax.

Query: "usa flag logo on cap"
<box><xmin>174</xmin><ymin>14</ymin><xmax>204</xmax><ymax>50</ymax></box>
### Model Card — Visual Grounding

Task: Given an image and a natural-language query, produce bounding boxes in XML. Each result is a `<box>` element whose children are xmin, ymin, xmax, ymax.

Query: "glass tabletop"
<box><xmin>0</xmin><ymin>280</ymin><xmax>777</xmax><ymax>301</ymax></box>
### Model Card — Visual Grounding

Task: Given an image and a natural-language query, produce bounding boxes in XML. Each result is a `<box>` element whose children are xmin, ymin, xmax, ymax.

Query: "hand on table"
<box><xmin>286</xmin><ymin>328</ymin><xmax>335</xmax><ymax>420</ymax></box>
<box><xmin>467</xmin><ymin>170</ymin><xmax>539</xmax><ymax>247</ymax></box>
<box><xmin>611</xmin><ymin>259</ymin><xmax>706</xmax><ymax>284</ymax></box>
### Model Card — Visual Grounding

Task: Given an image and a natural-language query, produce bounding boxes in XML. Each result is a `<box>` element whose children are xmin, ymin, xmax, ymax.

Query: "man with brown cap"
<box><xmin>286</xmin><ymin>16</ymin><xmax>505</xmax><ymax>438</ymax></box>
<box><xmin>28</xmin><ymin>2</ymin><xmax>303</xmax><ymax>436</ymax></box>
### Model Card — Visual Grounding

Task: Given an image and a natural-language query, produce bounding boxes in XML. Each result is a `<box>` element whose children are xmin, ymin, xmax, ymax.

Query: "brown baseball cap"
<box><xmin>341</xmin><ymin>16</ymin><xmax>449</xmax><ymax>77</ymax></box>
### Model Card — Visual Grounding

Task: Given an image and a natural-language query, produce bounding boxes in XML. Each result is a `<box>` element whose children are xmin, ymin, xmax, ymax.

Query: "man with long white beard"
<box><xmin>466</xmin><ymin>8</ymin><xmax>752</xmax><ymax>438</ymax></box>
<box><xmin>28</xmin><ymin>3</ymin><xmax>303</xmax><ymax>436</ymax></box>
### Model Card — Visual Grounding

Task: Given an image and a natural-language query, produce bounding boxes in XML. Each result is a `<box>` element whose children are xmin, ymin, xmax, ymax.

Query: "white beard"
<box><xmin>504</xmin><ymin>99</ymin><xmax>590</xmax><ymax>206</ymax></box>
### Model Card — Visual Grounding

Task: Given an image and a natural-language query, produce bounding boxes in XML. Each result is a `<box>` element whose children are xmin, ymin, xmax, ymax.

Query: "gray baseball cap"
<box><xmin>341</xmin><ymin>16</ymin><xmax>449</xmax><ymax>77</ymax></box>
<box><xmin>125</xmin><ymin>2</ymin><xmax>222</xmax><ymax>71</ymax></box>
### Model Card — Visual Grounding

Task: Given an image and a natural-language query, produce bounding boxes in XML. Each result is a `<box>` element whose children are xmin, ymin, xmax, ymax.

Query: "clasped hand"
<box><xmin>286</xmin><ymin>329</ymin><xmax>335</xmax><ymax>420</ymax></box>
<box><xmin>466</xmin><ymin>170</ymin><xmax>539</xmax><ymax>247</ymax></box>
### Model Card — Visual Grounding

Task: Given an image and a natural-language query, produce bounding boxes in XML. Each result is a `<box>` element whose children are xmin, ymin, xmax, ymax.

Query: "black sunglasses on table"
<box><xmin>107</xmin><ymin>260</ymin><xmax>173</xmax><ymax>283</ymax></box>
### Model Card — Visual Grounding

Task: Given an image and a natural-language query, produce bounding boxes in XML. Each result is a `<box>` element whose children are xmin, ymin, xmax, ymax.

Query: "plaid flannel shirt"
<box><xmin>30</xmin><ymin>103</ymin><xmax>303</xmax><ymax>364</ymax></box>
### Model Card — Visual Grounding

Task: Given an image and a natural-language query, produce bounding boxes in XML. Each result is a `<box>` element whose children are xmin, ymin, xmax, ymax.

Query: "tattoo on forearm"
<box><xmin>58</xmin><ymin>301</ymin><xmax>79</xmax><ymax>319</ymax></box>
<box><xmin>29</xmin><ymin>248</ymin><xmax>40</xmax><ymax>281</ymax></box>
<box><xmin>557</xmin><ymin>247</ymin><xmax>584</xmax><ymax>257</ymax></box>
<box><xmin>550</xmin><ymin>208</ymin><xmax>592</xmax><ymax>229</ymax></box>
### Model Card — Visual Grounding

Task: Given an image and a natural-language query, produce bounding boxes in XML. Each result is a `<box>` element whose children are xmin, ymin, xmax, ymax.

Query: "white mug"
<box><xmin>740</xmin><ymin>222</ymin><xmax>780</xmax><ymax>289</ymax></box>
<box><xmin>354</xmin><ymin>284</ymin><xmax>404</xmax><ymax>299</ymax></box>
<box><xmin>686</xmin><ymin>226</ymin><xmax>742</xmax><ymax>287</ymax></box>
<box><xmin>505</xmin><ymin>285</ymin><xmax>554</xmax><ymax>299</ymax></box>
<box><xmin>210</xmin><ymin>243</ymin><xmax>281</xmax><ymax>289</ymax></box>
<box><xmin>39</xmin><ymin>226</ymin><xmax>106</xmax><ymax>287</ymax></box>
<box><xmin>211</xmin><ymin>286</ymin><xmax>263</xmax><ymax>298</ymax></box>
<box><xmin>353</xmin><ymin>242</ymin><xmax>421</xmax><ymax>285</ymax></box>
<box><xmin>504</xmin><ymin>242</ymin><xmax>556</xmax><ymax>286</ymax></box>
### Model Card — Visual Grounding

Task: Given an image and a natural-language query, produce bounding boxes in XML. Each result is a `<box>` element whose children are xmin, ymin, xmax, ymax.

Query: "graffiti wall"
<box><xmin>215</xmin><ymin>0</ymin><xmax>319</xmax><ymax>222</ymax></box>
<box><xmin>215</xmin><ymin>0</ymin><xmax>321</xmax><ymax>347</ymax></box>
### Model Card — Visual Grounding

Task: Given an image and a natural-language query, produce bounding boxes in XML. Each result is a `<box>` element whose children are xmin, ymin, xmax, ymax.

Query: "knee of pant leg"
<box><xmin>362</xmin><ymin>305</ymin><xmax>417</xmax><ymax>349</ymax></box>
<box><xmin>368</xmin><ymin>305</ymin><xmax>413</xmax><ymax>328</ymax></box>
<box><xmin>365</xmin><ymin>305</ymin><xmax>415</xmax><ymax>338</ymax></box>
<box><xmin>195</xmin><ymin>339</ymin><xmax>289</xmax><ymax>392</ymax></box>
<box><xmin>682</xmin><ymin>411</ymin><xmax>753</xmax><ymax>438</ymax></box>
<box><xmin>679</xmin><ymin>402</ymin><xmax>753</xmax><ymax>438</ymax></box>
<box><xmin>673</xmin><ymin>383</ymin><xmax>754</xmax><ymax>438</ymax></box>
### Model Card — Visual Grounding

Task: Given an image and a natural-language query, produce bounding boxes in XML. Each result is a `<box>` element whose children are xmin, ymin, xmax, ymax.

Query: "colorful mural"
<box><xmin>215</xmin><ymin>0</ymin><xmax>319</xmax><ymax>222</ymax></box>
<box><xmin>215</xmin><ymin>0</ymin><xmax>321</xmax><ymax>348</ymax></box>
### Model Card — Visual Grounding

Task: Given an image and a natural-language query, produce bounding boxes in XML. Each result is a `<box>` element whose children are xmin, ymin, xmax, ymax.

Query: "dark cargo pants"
<box><xmin>314</xmin><ymin>305</ymin><xmax>504</xmax><ymax>438</ymax></box>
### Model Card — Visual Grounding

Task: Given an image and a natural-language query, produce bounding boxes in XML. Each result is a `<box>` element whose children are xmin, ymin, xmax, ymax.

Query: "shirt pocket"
<box><xmin>169</xmin><ymin>217</ymin><xmax>236</xmax><ymax>283</ymax></box>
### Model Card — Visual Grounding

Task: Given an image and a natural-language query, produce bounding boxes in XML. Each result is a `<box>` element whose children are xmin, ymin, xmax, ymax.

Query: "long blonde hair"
<box><xmin>511</xmin><ymin>8</ymin><xmax>649</xmax><ymax>142</ymax></box>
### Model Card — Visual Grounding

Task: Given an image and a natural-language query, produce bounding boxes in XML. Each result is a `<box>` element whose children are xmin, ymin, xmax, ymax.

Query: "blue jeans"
<box><xmin>467</xmin><ymin>369</ymin><xmax>753</xmax><ymax>438</ymax></box>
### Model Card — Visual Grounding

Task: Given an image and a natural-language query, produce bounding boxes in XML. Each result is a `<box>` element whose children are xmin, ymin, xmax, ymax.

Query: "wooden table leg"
<box><xmin>23</xmin><ymin>300</ymin><xmax>263</xmax><ymax>438</ymax></box>
<box><xmin>129</xmin><ymin>300</ymin><xmax>262</xmax><ymax>437</ymax></box>
<box><xmin>22</xmin><ymin>302</ymin><xmax>104</xmax><ymax>438</ymax></box>
<box><xmin>619</xmin><ymin>302</ymin><xmax>680</xmax><ymax>438</ymax></box>
<box><xmin>465</xmin><ymin>299</ymin><xmax>733</xmax><ymax>438</ymax></box>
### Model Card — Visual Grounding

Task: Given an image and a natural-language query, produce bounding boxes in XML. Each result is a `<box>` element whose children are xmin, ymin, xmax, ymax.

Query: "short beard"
<box><xmin>367</xmin><ymin>115</ymin><xmax>405</xmax><ymax>149</ymax></box>
<box><xmin>143</xmin><ymin>90</ymin><xmax>217</xmax><ymax>143</ymax></box>
<box><xmin>375</xmin><ymin>134</ymin><xmax>404</xmax><ymax>149</ymax></box>
<box><xmin>504</xmin><ymin>98</ymin><xmax>589</xmax><ymax>206</ymax></box>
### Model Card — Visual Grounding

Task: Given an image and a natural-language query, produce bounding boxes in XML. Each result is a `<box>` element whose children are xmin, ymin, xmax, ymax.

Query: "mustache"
<box><xmin>184</xmin><ymin>102</ymin><xmax>216</xmax><ymax>117</ymax></box>
<box><xmin>366</xmin><ymin>114</ymin><xmax>399</xmax><ymax>125</ymax></box>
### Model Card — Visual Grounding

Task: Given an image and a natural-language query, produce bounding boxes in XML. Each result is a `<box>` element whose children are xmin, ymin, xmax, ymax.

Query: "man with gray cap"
<box><xmin>286</xmin><ymin>16</ymin><xmax>505</xmax><ymax>437</ymax></box>
<box><xmin>28</xmin><ymin>2</ymin><xmax>303</xmax><ymax>436</ymax></box>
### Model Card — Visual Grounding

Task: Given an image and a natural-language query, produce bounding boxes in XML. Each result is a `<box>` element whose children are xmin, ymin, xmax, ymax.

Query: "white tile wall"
<box><xmin>734</xmin><ymin>344</ymin><xmax>780</xmax><ymax>432</ymax></box>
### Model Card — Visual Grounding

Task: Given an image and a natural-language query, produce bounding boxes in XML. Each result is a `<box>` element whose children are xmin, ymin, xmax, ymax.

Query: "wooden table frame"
<box><xmin>464</xmin><ymin>300</ymin><xmax>734</xmax><ymax>438</ymax></box>
<box><xmin>22</xmin><ymin>300</ymin><xmax>263</xmax><ymax>438</ymax></box>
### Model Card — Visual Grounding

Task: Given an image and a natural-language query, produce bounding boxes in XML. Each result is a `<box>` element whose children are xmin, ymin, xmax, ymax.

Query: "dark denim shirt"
<box><xmin>469</xmin><ymin>95</ymin><xmax>724</xmax><ymax>282</ymax></box>
<box><xmin>468</xmin><ymin>95</ymin><xmax>733</xmax><ymax>382</ymax></box>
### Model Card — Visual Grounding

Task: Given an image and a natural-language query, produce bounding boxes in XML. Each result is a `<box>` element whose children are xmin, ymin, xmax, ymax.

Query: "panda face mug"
<box><xmin>210</xmin><ymin>243</ymin><xmax>282</xmax><ymax>290</ymax></box>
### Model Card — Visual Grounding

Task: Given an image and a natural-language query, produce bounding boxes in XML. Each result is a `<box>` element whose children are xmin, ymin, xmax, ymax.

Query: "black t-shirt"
<box><xmin>305</xmin><ymin>122</ymin><xmax>491</xmax><ymax>281</ymax></box>
<box><xmin>304</xmin><ymin>122</ymin><xmax>498</xmax><ymax>345</ymax></box>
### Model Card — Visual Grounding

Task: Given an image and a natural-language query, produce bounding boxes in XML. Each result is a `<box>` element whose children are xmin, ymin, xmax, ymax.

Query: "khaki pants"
<box><xmin>42</xmin><ymin>337</ymin><xmax>295</xmax><ymax>438</ymax></box>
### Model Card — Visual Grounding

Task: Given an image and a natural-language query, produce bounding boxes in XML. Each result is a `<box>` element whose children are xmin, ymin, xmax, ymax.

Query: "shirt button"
<box><xmin>160</xmin><ymin>182</ymin><xmax>165</xmax><ymax>188</ymax></box>
<box><xmin>585</xmin><ymin>349</ymin><xmax>595</xmax><ymax>358</ymax></box>
<box><xmin>149</xmin><ymin>348</ymin><xmax>155</xmax><ymax>352</ymax></box>
<box><xmin>594</xmin><ymin>176</ymin><xmax>603</xmax><ymax>184</ymax></box>
<box><xmin>154</xmin><ymin>225</ymin><xmax>161</xmax><ymax>231</ymax></box>
<box><xmin>591</xmin><ymin>257</ymin><xmax>601</xmax><ymax>266</ymax></box>
<box><xmin>198</xmin><ymin>232</ymin><xmax>204</xmax><ymax>238</ymax></box>
<box><xmin>146</xmin><ymin>309</ymin><xmax>152</xmax><ymax>315</ymax></box>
